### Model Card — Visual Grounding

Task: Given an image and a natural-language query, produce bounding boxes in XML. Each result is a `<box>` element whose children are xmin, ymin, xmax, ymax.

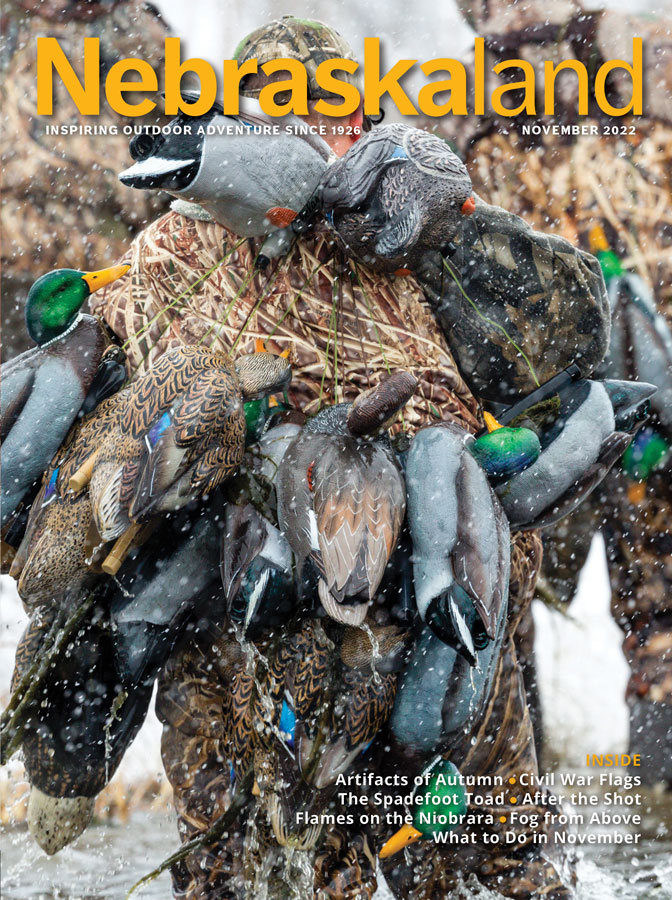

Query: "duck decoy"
<box><xmin>1</xmin><ymin>265</ymin><xmax>129</xmax><ymax>533</ymax></box>
<box><xmin>119</xmin><ymin>94</ymin><xmax>332</xmax><ymax>243</ymax></box>
<box><xmin>276</xmin><ymin>372</ymin><xmax>417</xmax><ymax>626</ymax></box>
<box><xmin>11</xmin><ymin>345</ymin><xmax>292</xmax><ymax>603</ymax></box>
<box><xmin>406</xmin><ymin>422</ymin><xmax>510</xmax><ymax>665</ymax></box>
<box><xmin>167</xmin><ymin>617</ymin><xmax>410</xmax><ymax>857</ymax></box>
<box><xmin>17</xmin><ymin>490</ymin><xmax>228</xmax><ymax>854</ymax></box>
<box><xmin>221</xmin><ymin>421</ymin><xmax>302</xmax><ymax>635</ymax></box>
<box><xmin>493</xmin><ymin>377</ymin><xmax>657</xmax><ymax>529</ymax></box>
<box><xmin>69</xmin><ymin>343</ymin><xmax>291</xmax><ymax>575</ymax></box>
<box><xmin>319</xmin><ymin>124</ymin><xmax>474</xmax><ymax>274</ymax></box>
<box><xmin>379</xmin><ymin>757</ymin><xmax>467</xmax><ymax>858</ymax></box>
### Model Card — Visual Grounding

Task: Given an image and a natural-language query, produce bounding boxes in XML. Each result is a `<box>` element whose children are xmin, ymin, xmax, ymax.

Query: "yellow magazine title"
<box><xmin>36</xmin><ymin>36</ymin><xmax>643</xmax><ymax>119</ymax></box>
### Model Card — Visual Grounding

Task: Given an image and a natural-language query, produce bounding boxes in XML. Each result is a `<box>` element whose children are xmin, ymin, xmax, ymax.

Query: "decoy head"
<box><xmin>601</xmin><ymin>379</ymin><xmax>657</xmax><ymax>431</ymax></box>
<box><xmin>234</xmin><ymin>341</ymin><xmax>292</xmax><ymax>400</ymax></box>
<box><xmin>320</xmin><ymin>124</ymin><xmax>473</xmax><ymax>272</ymax></box>
<box><xmin>621</xmin><ymin>425</ymin><xmax>670</xmax><ymax>483</ymax></box>
<box><xmin>468</xmin><ymin>411</ymin><xmax>541</xmax><ymax>481</ymax></box>
<box><xmin>118</xmin><ymin>108</ymin><xmax>206</xmax><ymax>191</ymax></box>
<box><xmin>346</xmin><ymin>371</ymin><xmax>418</xmax><ymax>435</ymax></box>
<box><xmin>379</xmin><ymin>757</ymin><xmax>467</xmax><ymax>858</ymax></box>
<box><xmin>25</xmin><ymin>266</ymin><xmax>130</xmax><ymax>346</ymax></box>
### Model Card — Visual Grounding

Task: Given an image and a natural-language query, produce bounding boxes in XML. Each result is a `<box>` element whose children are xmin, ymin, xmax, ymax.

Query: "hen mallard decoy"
<box><xmin>319</xmin><ymin>124</ymin><xmax>474</xmax><ymax>274</ymax></box>
<box><xmin>379</xmin><ymin>757</ymin><xmax>467</xmax><ymax>858</ymax></box>
<box><xmin>158</xmin><ymin>617</ymin><xmax>410</xmax><ymax>858</ymax></box>
<box><xmin>492</xmin><ymin>376</ymin><xmax>657</xmax><ymax>529</ymax></box>
<box><xmin>406</xmin><ymin>422</ymin><xmax>510</xmax><ymax>665</ymax></box>
<box><xmin>11</xmin><ymin>344</ymin><xmax>291</xmax><ymax>603</ymax></box>
<box><xmin>68</xmin><ymin>343</ymin><xmax>291</xmax><ymax>575</ymax></box>
<box><xmin>1</xmin><ymin>265</ymin><xmax>129</xmax><ymax>536</ymax></box>
<box><xmin>276</xmin><ymin>372</ymin><xmax>417</xmax><ymax>626</ymax></box>
<box><xmin>119</xmin><ymin>94</ymin><xmax>332</xmax><ymax>246</ymax></box>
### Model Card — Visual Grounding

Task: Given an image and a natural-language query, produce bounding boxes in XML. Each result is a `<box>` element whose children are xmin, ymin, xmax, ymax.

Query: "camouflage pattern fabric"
<box><xmin>418</xmin><ymin>197</ymin><xmax>610</xmax><ymax>401</ymax></box>
<box><xmin>443</xmin><ymin>3</ymin><xmax>672</xmax><ymax>784</ymax></box>
<box><xmin>1</xmin><ymin>0</ymin><xmax>169</xmax><ymax>358</ymax></box>
<box><xmin>233</xmin><ymin>16</ymin><xmax>360</xmax><ymax>100</ymax></box>
<box><xmin>93</xmin><ymin>212</ymin><xmax>570</xmax><ymax>898</ymax></box>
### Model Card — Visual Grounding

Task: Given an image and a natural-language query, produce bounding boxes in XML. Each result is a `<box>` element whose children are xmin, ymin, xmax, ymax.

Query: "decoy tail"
<box><xmin>27</xmin><ymin>788</ymin><xmax>94</xmax><ymax>855</ymax></box>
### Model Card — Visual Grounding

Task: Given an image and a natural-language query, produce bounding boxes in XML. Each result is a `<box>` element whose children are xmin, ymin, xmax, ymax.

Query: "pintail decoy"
<box><xmin>406</xmin><ymin>422</ymin><xmax>510</xmax><ymax>665</ymax></box>
<box><xmin>319</xmin><ymin>124</ymin><xmax>474</xmax><ymax>274</ymax></box>
<box><xmin>379</xmin><ymin>757</ymin><xmax>467</xmax><ymax>858</ymax></box>
<box><xmin>276</xmin><ymin>372</ymin><xmax>417</xmax><ymax>626</ymax></box>
<box><xmin>1</xmin><ymin>266</ymin><xmax>129</xmax><ymax>536</ymax></box>
<box><xmin>119</xmin><ymin>94</ymin><xmax>332</xmax><ymax>242</ymax></box>
<box><xmin>493</xmin><ymin>376</ymin><xmax>657</xmax><ymax>529</ymax></box>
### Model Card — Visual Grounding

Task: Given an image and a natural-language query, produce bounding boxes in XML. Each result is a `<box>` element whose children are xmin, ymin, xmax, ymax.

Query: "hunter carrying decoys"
<box><xmin>7</xmin><ymin>14</ymin><xmax>620</xmax><ymax>900</ymax></box>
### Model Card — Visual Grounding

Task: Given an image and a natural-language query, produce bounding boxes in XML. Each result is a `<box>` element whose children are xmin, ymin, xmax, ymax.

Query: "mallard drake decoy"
<box><xmin>69</xmin><ymin>344</ymin><xmax>291</xmax><ymax>575</ymax></box>
<box><xmin>119</xmin><ymin>94</ymin><xmax>332</xmax><ymax>240</ymax></box>
<box><xmin>406</xmin><ymin>422</ymin><xmax>510</xmax><ymax>665</ymax></box>
<box><xmin>494</xmin><ymin>377</ymin><xmax>657</xmax><ymax>529</ymax></box>
<box><xmin>18</xmin><ymin>490</ymin><xmax>228</xmax><ymax>854</ymax></box>
<box><xmin>276</xmin><ymin>372</ymin><xmax>417</xmax><ymax>626</ymax></box>
<box><xmin>1</xmin><ymin>265</ymin><xmax>129</xmax><ymax>531</ymax></box>
<box><xmin>379</xmin><ymin>757</ymin><xmax>467</xmax><ymax>858</ymax></box>
<box><xmin>319</xmin><ymin>124</ymin><xmax>474</xmax><ymax>274</ymax></box>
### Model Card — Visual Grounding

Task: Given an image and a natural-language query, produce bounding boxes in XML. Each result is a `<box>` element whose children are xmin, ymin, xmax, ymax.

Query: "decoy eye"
<box><xmin>279</xmin><ymin>697</ymin><xmax>297</xmax><ymax>749</ymax></box>
<box><xmin>129</xmin><ymin>132</ymin><xmax>157</xmax><ymax>161</ymax></box>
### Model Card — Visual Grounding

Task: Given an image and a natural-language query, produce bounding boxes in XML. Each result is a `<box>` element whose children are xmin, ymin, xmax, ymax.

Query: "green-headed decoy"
<box><xmin>1</xmin><ymin>265</ymin><xmax>129</xmax><ymax>535</ymax></box>
<box><xmin>379</xmin><ymin>757</ymin><xmax>467</xmax><ymax>858</ymax></box>
<box><xmin>494</xmin><ymin>377</ymin><xmax>657</xmax><ymax>529</ymax></box>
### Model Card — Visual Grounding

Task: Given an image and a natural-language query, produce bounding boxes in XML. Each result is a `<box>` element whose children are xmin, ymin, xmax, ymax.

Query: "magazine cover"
<box><xmin>1</xmin><ymin>2</ymin><xmax>671</xmax><ymax>898</ymax></box>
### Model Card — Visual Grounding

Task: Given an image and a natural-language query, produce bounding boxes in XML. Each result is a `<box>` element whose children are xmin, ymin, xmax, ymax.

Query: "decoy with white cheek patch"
<box><xmin>405</xmin><ymin>422</ymin><xmax>510</xmax><ymax>665</ymax></box>
<box><xmin>119</xmin><ymin>94</ymin><xmax>332</xmax><ymax>249</ymax></box>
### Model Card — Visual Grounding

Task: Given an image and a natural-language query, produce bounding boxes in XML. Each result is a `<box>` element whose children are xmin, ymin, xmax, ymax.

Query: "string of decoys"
<box><xmin>590</xmin><ymin>225</ymin><xmax>672</xmax><ymax>502</ymax></box>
